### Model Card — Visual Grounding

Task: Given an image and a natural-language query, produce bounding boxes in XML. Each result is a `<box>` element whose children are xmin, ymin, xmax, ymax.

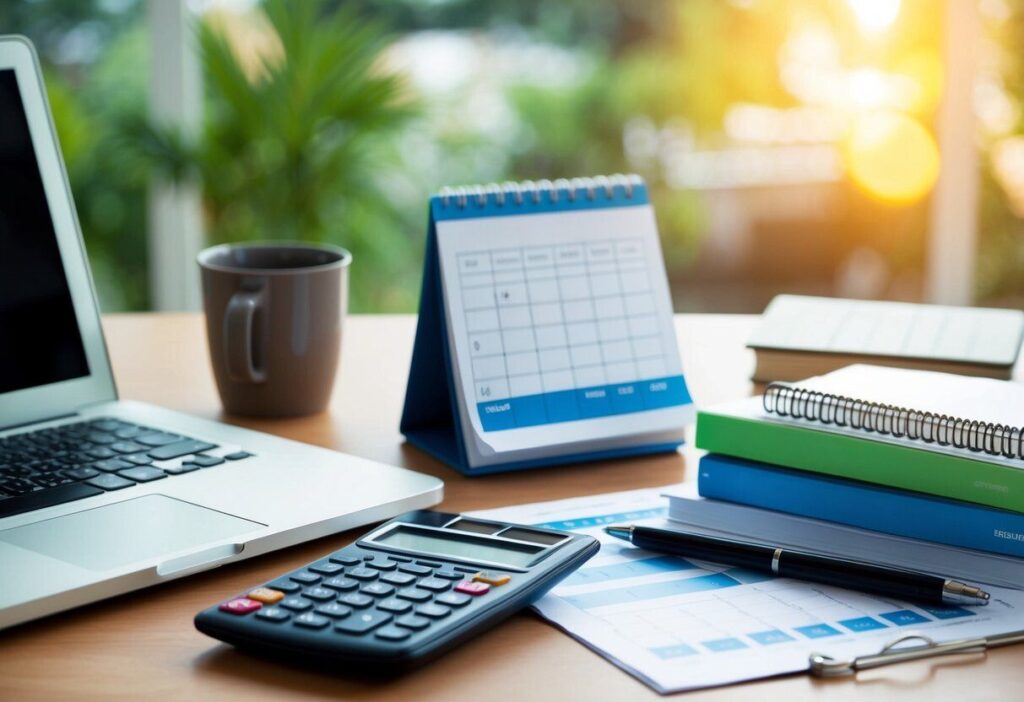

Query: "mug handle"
<box><xmin>224</xmin><ymin>288</ymin><xmax>267</xmax><ymax>383</ymax></box>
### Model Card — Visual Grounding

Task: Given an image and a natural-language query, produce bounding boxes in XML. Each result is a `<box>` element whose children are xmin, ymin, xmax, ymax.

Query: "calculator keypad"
<box><xmin>213</xmin><ymin>551</ymin><xmax>511</xmax><ymax>647</ymax></box>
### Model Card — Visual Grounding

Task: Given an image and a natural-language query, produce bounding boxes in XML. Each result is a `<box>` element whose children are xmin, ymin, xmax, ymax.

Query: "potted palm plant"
<box><xmin>136</xmin><ymin>0</ymin><xmax>416</xmax><ymax>310</ymax></box>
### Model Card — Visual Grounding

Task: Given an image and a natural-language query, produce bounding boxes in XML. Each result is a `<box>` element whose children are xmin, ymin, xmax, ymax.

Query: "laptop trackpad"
<box><xmin>0</xmin><ymin>495</ymin><xmax>264</xmax><ymax>571</ymax></box>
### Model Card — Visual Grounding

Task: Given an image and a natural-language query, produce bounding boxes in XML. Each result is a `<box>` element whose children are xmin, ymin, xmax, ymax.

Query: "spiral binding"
<box><xmin>437</xmin><ymin>174</ymin><xmax>644</xmax><ymax>209</ymax></box>
<box><xmin>762</xmin><ymin>382</ymin><xmax>1024</xmax><ymax>460</ymax></box>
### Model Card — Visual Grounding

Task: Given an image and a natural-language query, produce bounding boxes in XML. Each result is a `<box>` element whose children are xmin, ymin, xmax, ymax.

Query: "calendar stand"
<box><xmin>401</xmin><ymin>176</ymin><xmax>694</xmax><ymax>475</ymax></box>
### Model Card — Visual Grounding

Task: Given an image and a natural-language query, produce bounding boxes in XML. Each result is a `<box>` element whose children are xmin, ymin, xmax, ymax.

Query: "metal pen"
<box><xmin>604</xmin><ymin>525</ymin><xmax>990</xmax><ymax>606</ymax></box>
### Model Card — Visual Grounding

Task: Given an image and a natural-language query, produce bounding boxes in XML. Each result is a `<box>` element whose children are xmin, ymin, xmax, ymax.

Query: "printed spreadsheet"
<box><xmin>435</xmin><ymin>204</ymin><xmax>692</xmax><ymax>462</ymax></box>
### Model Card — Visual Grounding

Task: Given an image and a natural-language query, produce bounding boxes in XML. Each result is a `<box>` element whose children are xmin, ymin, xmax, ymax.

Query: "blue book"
<box><xmin>400</xmin><ymin>176</ymin><xmax>695</xmax><ymax>474</ymax></box>
<box><xmin>698</xmin><ymin>453</ymin><xmax>1024</xmax><ymax>559</ymax></box>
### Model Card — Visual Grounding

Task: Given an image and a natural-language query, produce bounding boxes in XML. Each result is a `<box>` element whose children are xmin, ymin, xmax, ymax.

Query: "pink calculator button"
<box><xmin>454</xmin><ymin>580</ymin><xmax>490</xmax><ymax>596</ymax></box>
<box><xmin>219</xmin><ymin>597</ymin><xmax>263</xmax><ymax>615</ymax></box>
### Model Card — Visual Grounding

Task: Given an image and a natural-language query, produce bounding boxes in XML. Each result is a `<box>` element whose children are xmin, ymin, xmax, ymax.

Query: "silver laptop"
<box><xmin>0</xmin><ymin>36</ymin><xmax>443</xmax><ymax>630</ymax></box>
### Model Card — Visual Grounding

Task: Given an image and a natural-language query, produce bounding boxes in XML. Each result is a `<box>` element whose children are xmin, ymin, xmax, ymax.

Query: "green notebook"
<box><xmin>695</xmin><ymin>365</ymin><xmax>1024</xmax><ymax>513</ymax></box>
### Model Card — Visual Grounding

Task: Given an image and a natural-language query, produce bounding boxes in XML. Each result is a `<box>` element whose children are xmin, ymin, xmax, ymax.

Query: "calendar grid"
<box><xmin>457</xmin><ymin>238</ymin><xmax>688</xmax><ymax>431</ymax></box>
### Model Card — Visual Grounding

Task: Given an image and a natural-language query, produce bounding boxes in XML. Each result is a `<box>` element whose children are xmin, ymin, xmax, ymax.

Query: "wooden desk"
<box><xmin>0</xmin><ymin>314</ymin><xmax>1016</xmax><ymax>701</ymax></box>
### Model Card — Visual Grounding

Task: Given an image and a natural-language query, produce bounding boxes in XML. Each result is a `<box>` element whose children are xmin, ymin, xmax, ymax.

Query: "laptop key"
<box><xmin>117</xmin><ymin>466</ymin><xmax>167</xmax><ymax>483</ymax></box>
<box><xmin>0</xmin><ymin>482</ymin><xmax>104</xmax><ymax>518</ymax></box>
<box><xmin>136</xmin><ymin>432</ymin><xmax>184</xmax><ymax>447</ymax></box>
<box><xmin>86</xmin><ymin>432</ymin><xmax>116</xmax><ymax>445</ymax></box>
<box><xmin>86</xmin><ymin>474</ymin><xmax>136</xmax><ymax>491</ymax></box>
<box><xmin>85</xmin><ymin>447</ymin><xmax>117</xmax><ymax>459</ymax></box>
<box><xmin>93</xmin><ymin>458</ymin><xmax>132</xmax><ymax>473</ymax></box>
<box><xmin>163</xmin><ymin>463</ymin><xmax>199</xmax><ymax>476</ymax></box>
<box><xmin>64</xmin><ymin>466</ymin><xmax>100</xmax><ymax>481</ymax></box>
<box><xmin>191</xmin><ymin>455</ymin><xmax>224</xmax><ymax>468</ymax></box>
<box><xmin>122</xmin><ymin>453</ymin><xmax>154</xmax><ymax>466</ymax></box>
<box><xmin>110</xmin><ymin>441</ymin><xmax>146</xmax><ymax>454</ymax></box>
<box><xmin>224</xmin><ymin>451</ymin><xmax>252</xmax><ymax>460</ymax></box>
<box><xmin>148</xmin><ymin>440</ymin><xmax>217</xmax><ymax>461</ymax></box>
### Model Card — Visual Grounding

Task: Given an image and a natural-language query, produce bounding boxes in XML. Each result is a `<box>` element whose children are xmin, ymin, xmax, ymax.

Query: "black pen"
<box><xmin>604</xmin><ymin>525</ymin><xmax>990</xmax><ymax>606</ymax></box>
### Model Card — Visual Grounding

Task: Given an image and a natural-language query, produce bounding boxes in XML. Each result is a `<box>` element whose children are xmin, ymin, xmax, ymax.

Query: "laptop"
<box><xmin>0</xmin><ymin>36</ymin><xmax>443</xmax><ymax>631</ymax></box>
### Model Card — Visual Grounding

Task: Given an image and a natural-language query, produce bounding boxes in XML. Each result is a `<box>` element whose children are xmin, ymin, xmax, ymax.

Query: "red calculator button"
<box><xmin>454</xmin><ymin>580</ymin><xmax>490</xmax><ymax>596</ymax></box>
<box><xmin>219</xmin><ymin>597</ymin><xmax>262</xmax><ymax>615</ymax></box>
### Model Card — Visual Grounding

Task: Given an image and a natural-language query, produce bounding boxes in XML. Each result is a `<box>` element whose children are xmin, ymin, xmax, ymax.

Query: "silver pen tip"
<box><xmin>943</xmin><ymin>580</ymin><xmax>991</xmax><ymax>606</ymax></box>
<box><xmin>604</xmin><ymin>525</ymin><xmax>633</xmax><ymax>541</ymax></box>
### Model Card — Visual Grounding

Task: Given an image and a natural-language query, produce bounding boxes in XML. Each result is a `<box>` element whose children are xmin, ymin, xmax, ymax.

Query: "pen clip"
<box><xmin>808</xmin><ymin>633</ymin><xmax>988</xmax><ymax>677</ymax></box>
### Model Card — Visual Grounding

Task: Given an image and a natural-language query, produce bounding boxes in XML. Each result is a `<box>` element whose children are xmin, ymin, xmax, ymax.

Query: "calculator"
<box><xmin>194</xmin><ymin>510</ymin><xmax>598</xmax><ymax>669</ymax></box>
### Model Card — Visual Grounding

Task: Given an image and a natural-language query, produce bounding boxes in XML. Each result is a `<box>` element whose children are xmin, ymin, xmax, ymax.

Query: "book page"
<box><xmin>435</xmin><ymin>204</ymin><xmax>693</xmax><ymax>467</ymax></box>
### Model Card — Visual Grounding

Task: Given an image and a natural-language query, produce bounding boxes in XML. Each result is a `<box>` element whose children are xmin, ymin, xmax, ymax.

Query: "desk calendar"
<box><xmin>401</xmin><ymin>175</ymin><xmax>694</xmax><ymax>474</ymax></box>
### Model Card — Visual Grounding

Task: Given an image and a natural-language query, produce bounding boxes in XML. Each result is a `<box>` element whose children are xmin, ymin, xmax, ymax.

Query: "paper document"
<box><xmin>473</xmin><ymin>486</ymin><xmax>1024</xmax><ymax>693</ymax></box>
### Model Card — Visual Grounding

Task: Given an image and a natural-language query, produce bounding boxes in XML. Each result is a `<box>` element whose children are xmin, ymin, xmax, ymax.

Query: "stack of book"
<box><xmin>684</xmin><ymin>364</ymin><xmax>1024</xmax><ymax>562</ymax></box>
<box><xmin>748</xmin><ymin>295</ymin><xmax>1024</xmax><ymax>389</ymax></box>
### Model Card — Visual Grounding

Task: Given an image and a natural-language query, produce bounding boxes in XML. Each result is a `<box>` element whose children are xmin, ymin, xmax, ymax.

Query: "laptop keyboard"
<box><xmin>0</xmin><ymin>418</ymin><xmax>252</xmax><ymax>519</ymax></box>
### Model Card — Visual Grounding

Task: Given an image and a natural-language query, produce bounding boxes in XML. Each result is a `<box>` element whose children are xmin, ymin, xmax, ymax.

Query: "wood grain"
<box><xmin>0</xmin><ymin>313</ymin><xmax>1018</xmax><ymax>701</ymax></box>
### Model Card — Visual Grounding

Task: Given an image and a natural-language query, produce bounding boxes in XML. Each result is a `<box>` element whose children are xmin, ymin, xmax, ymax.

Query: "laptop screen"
<box><xmin>0</xmin><ymin>68</ymin><xmax>90</xmax><ymax>395</ymax></box>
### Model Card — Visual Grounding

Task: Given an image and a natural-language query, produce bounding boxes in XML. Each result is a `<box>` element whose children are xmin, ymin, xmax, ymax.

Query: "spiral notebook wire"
<box><xmin>763</xmin><ymin>382</ymin><xmax>1024</xmax><ymax>461</ymax></box>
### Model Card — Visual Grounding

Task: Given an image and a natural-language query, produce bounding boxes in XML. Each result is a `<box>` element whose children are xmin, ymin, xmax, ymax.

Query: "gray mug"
<box><xmin>197</xmin><ymin>242</ymin><xmax>351</xmax><ymax>417</ymax></box>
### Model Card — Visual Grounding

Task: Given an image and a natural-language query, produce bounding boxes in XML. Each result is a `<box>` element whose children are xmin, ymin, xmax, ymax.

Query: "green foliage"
<box><xmin>46</xmin><ymin>26</ymin><xmax>151</xmax><ymax>310</ymax></box>
<box><xmin>138</xmin><ymin>0</ymin><xmax>417</xmax><ymax>311</ymax></box>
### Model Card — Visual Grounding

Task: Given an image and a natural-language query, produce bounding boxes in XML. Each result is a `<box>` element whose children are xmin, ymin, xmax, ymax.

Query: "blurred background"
<box><xmin>5</xmin><ymin>0</ymin><xmax>1024</xmax><ymax>314</ymax></box>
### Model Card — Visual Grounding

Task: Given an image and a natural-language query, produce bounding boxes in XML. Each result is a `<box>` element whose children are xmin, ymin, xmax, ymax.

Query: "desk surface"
<box><xmin>1</xmin><ymin>313</ymin><xmax>1018</xmax><ymax>701</ymax></box>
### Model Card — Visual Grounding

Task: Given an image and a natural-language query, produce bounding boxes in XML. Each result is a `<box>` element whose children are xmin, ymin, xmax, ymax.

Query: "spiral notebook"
<box><xmin>401</xmin><ymin>175</ymin><xmax>694</xmax><ymax>474</ymax></box>
<box><xmin>696</xmin><ymin>364</ymin><xmax>1024</xmax><ymax>512</ymax></box>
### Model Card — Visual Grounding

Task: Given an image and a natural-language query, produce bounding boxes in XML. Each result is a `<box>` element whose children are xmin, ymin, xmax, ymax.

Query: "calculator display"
<box><xmin>373</xmin><ymin>525</ymin><xmax>544</xmax><ymax>568</ymax></box>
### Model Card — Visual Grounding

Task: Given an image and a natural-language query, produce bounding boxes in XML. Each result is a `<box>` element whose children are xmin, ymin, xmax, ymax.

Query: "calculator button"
<box><xmin>453</xmin><ymin>566</ymin><xmax>479</xmax><ymax>573</ymax></box>
<box><xmin>290</xmin><ymin>572</ymin><xmax>320</xmax><ymax>585</ymax></box>
<box><xmin>374</xmin><ymin>625</ymin><xmax>411</xmax><ymax>642</ymax></box>
<box><xmin>346</xmin><ymin>567</ymin><xmax>379</xmax><ymax>581</ymax></box>
<box><xmin>246</xmin><ymin>587</ymin><xmax>284</xmax><ymax>604</ymax></box>
<box><xmin>255</xmin><ymin>607</ymin><xmax>290</xmax><ymax>623</ymax></box>
<box><xmin>303</xmin><ymin>587</ymin><xmax>337</xmax><ymax>602</ymax></box>
<box><xmin>293</xmin><ymin>613</ymin><xmax>330</xmax><ymax>630</ymax></box>
<box><xmin>395</xmin><ymin>614</ymin><xmax>431</xmax><ymax>631</ymax></box>
<box><xmin>365</xmin><ymin>560</ymin><xmax>398</xmax><ymax>571</ymax></box>
<box><xmin>418</xmin><ymin>577</ymin><xmax>451</xmax><ymax>592</ymax></box>
<box><xmin>361</xmin><ymin>582</ymin><xmax>396</xmax><ymax>598</ymax></box>
<box><xmin>329</xmin><ymin>554</ymin><xmax>361</xmax><ymax>566</ymax></box>
<box><xmin>340</xmin><ymin>593</ymin><xmax>374</xmax><ymax>609</ymax></box>
<box><xmin>377</xmin><ymin>597</ymin><xmax>412</xmax><ymax>614</ymax></box>
<box><xmin>219</xmin><ymin>598</ymin><xmax>262</xmax><ymax>615</ymax></box>
<box><xmin>436</xmin><ymin>592</ymin><xmax>472</xmax><ymax>608</ymax></box>
<box><xmin>280</xmin><ymin>597</ymin><xmax>313</xmax><ymax>612</ymax></box>
<box><xmin>417</xmin><ymin>560</ymin><xmax>442</xmax><ymax>568</ymax></box>
<box><xmin>433</xmin><ymin>568</ymin><xmax>463</xmax><ymax>580</ymax></box>
<box><xmin>309</xmin><ymin>562</ymin><xmax>344</xmax><ymax>576</ymax></box>
<box><xmin>380</xmin><ymin>572</ymin><xmax>417</xmax><ymax>587</ymax></box>
<box><xmin>362</xmin><ymin>554</ymin><xmax>375</xmax><ymax>561</ymax></box>
<box><xmin>322</xmin><ymin>577</ymin><xmax>359</xmax><ymax>592</ymax></box>
<box><xmin>396</xmin><ymin>588</ymin><xmax>432</xmax><ymax>603</ymax></box>
<box><xmin>415</xmin><ymin>604</ymin><xmax>451</xmax><ymax>619</ymax></box>
<box><xmin>334</xmin><ymin>610</ymin><xmax>392</xmax><ymax>635</ymax></box>
<box><xmin>455</xmin><ymin>581</ymin><xmax>491</xmax><ymax>596</ymax></box>
<box><xmin>387</xmin><ymin>555</ymin><xmax>411</xmax><ymax>563</ymax></box>
<box><xmin>397</xmin><ymin>563</ymin><xmax>432</xmax><ymax>576</ymax></box>
<box><xmin>473</xmin><ymin>572</ymin><xmax>511</xmax><ymax>586</ymax></box>
<box><xmin>315</xmin><ymin>602</ymin><xmax>352</xmax><ymax>619</ymax></box>
<box><xmin>265</xmin><ymin>579</ymin><xmax>301</xmax><ymax>594</ymax></box>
